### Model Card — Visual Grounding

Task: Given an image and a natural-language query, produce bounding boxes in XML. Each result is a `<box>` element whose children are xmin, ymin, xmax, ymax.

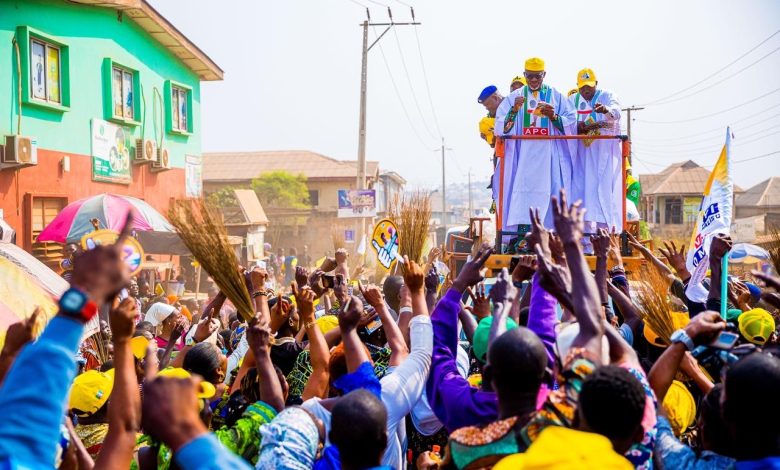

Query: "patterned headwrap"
<box><xmin>256</xmin><ymin>407</ymin><xmax>320</xmax><ymax>470</ymax></box>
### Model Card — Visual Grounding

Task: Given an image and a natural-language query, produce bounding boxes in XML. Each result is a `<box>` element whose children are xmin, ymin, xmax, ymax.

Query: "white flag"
<box><xmin>685</xmin><ymin>128</ymin><xmax>733</xmax><ymax>303</ymax></box>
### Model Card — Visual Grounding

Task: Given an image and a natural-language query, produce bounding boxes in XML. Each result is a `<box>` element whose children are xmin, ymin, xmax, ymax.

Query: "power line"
<box><xmin>648</xmin><ymin>45</ymin><xmax>780</xmax><ymax>107</ymax></box>
<box><xmin>637</xmin><ymin>86</ymin><xmax>780</xmax><ymax>124</ymax></box>
<box><xmin>391</xmin><ymin>26</ymin><xmax>438</xmax><ymax>139</ymax></box>
<box><xmin>412</xmin><ymin>24</ymin><xmax>443</xmax><ymax>138</ymax></box>
<box><xmin>638</xmin><ymin>29</ymin><xmax>780</xmax><ymax>106</ymax></box>
<box><xmin>734</xmin><ymin>149</ymin><xmax>780</xmax><ymax>163</ymax></box>
<box><xmin>635</xmin><ymin>121</ymin><xmax>780</xmax><ymax>152</ymax></box>
<box><xmin>372</xmin><ymin>26</ymin><xmax>435</xmax><ymax>149</ymax></box>
<box><xmin>634</xmin><ymin>109</ymin><xmax>780</xmax><ymax>144</ymax></box>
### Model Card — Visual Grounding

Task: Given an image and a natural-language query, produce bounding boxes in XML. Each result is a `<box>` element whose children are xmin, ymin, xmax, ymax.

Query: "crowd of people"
<box><xmin>0</xmin><ymin>192</ymin><xmax>779</xmax><ymax>469</ymax></box>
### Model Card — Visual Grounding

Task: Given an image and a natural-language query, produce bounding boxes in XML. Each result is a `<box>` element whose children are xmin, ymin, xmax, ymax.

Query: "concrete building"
<box><xmin>0</xmin><ymin>0</ymin><xmax>222</xmax><ymax>259</ymax></box>
<box><xmin>639</xmin><ymin>160</ymin><xmax>743</xmax><ymax>238</ymax></box>
<box><xmin>202</xmin><ymin>150</ymin><xmax>395</xmax><ymax>255</ymax></box>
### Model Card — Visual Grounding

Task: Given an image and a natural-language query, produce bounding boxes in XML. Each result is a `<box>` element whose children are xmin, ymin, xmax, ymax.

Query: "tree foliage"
<box><xmin>206</xmin><ymin>187</ymin><xmax>238</xmax><ymax>208</ymax></box>
<box><xmin>251</xmin><ymin>171</ymin><xmax>310</xmax><ymax>209</ymax></box>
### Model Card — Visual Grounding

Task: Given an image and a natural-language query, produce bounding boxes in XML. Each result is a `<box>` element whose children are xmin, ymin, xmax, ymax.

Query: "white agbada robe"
<box><xmin>569</xmin><ymin>89</ymin><xmax>623</xmax><ymax>230</ymax></box>
<box><xmin>494</xmin><ymin>84</ymin><xmax>576</xmax><ymax>231</ymax></box>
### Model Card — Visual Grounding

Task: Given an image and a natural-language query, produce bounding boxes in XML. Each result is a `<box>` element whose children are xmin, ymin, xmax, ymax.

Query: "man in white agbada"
<box><xmin>494</xmin><ymin>57</ymin><xmax>576</xmax><ymax>236</ymax></box>
<box><xmin>569</xmin><ymin>68</ymin><xmax>623</xmax><ymax>231</ymax></box>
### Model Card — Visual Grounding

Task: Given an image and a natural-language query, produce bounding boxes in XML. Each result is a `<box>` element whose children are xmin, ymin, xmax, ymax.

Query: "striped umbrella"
<box><xmin>38</xmin><ymin>193</ymin><xmax>173</xmax><ymax>243</ymax></box>
<box><xmin>0</xmin><ymin>257</ymin><xmax>59</xmax><ymax>343</ymax></box>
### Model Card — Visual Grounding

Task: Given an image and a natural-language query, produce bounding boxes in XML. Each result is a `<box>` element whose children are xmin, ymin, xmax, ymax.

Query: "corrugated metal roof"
<box><xmin>202</xmin><ymin>150</ymin><xmax>380</xmax><ymax>182</ymax></box>
<box><xmin>233</xmin><ymin>189</ymin><xmax>269</xmax><ymax>225</ymax></box>
<box><xmin>640</xmin><ymin>160</ymin><xmax>743</xmax><ymax>195</ymax></box>
<box><xmin>736</xmin><ymin>177</ymin><xmax>780</xmax><ymax>208</ymax></box>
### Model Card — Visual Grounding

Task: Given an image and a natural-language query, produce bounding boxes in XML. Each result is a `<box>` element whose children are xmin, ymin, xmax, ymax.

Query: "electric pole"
<box><xmin>435</xmin><ymin>138</ymin><xmax>452</xmax><ymax>228</ymax></box>
<box><xmin>468</xmin><ymin>169</ymin><xmax>473</xmax><ymax>218</ymax></box>
<box><xmin>621</xmin><ymin>106</ymin><xmax>644</xmax><ymax>165</ymax></box>
<box><xmin>355</xmin><ymin>10</ymin><xmax>421</xmax><ymax>246</ymax></box>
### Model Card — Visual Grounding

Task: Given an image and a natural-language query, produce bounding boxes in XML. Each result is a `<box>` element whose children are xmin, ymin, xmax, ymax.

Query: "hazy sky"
<box><xmin>151</xmin><ymin>0</ymin><xmax>780</xmax><ymax>191</ymax></box>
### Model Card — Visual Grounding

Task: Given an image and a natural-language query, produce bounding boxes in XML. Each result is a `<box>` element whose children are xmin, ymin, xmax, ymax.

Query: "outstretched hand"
<box><xmin>489</xmin><ymin>268</ymin><xmax>517</xmax><ymax>305</ymax></box>
<box><xmin>403</xmin><ymin>257</ymin><xmax>426</xmax><ymax>293</ymax></box>
<box><xmin>659</xmin><ymin>240</ymin><xmax>688</xmax><ymax>275</ymax></box>
<box><xmin>109</xmin><ymin>298</ymin><xmax>137</xmax><ymax>341</ymax></box>
<box><xmin>452</xmin><ymin>243</ymin><xmax>493</xmax><ymax>294</ymax></box>
<box><xmin>71</xmin><ymin>211</ymin><xmax>135</xmax><ymax>306</ymax></box>
<box><xmin>467</xmin><ymin>284</ymin><xmax>490</xmax><ymax>321</ymax></box>
<box><xmin>2</xmin><ymin>307</ymin><xmax>42</xmax><ymax>355</ymax></box>
<box><xmin>525</xmin><ymin>207</ymin><xmax>550</xmax><ymax>255</ymax></box>
<box><xmin>590</xmin><ymin>228</ymin><xmax>611</xmax><ymax>259</ymax></box>
<box><xmin>535</xmin><ymin>244</ymin><xmax>573</xmax><ymax>311</ymax></box>
<box><xmin>512</xmin><ymin>254</ymin><xmax>537</xmax><ymax>283</ymax></box>
<box><xmin>551</xmin><ymin>189</ymin><xmax>585</xmax><ymax>244</ymax></box>
<box><xmin>358</xmin><ymin>281</ymin><xmax>385</xmax><ymax>310</ymax></box>
<box><xmin>338</xmin><ymin>295</ymin><xmax>364</xmax><ymax>332</ymax></box>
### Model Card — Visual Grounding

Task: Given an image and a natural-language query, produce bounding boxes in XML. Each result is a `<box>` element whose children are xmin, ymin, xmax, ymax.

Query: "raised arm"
<box><xmin>404</xmin><ymin>257</ymin><xmax>430</xmax><ymax>318</ymax></box>
<box><xmin>627</xmin><ymin>232</ymin><xmax>675</xmax><ymax>283</ymax></box>
<box><xmin>547</xmin><ymin>190</ymin><xmax>604</xmax><ymax>361</ymax></box>
<box><xmin>488</xmin><ymin>268</ymin><xmax>516</xmax><ymax>345</ymax></box>
<box><xmin>360</xmin><ymin>281</ymin><xmax>408</xmax><ymax>367</ymax></box>
<box><xmin>296</xmin><ymin>286</ymin><xmax>331</xmax><ymax>400</ymax></box>
<box><xmin>339</xmin><ymin>295</ymin><xmax>371</xmax><ymax>372</ymax></box>
<box><xmin>0</xmin><ymin>308</ymin><xmax>40</xmax><ymax>386</ymax></box>
<box><xmin>246</xmin><ymin>313</ymin><xmax>285</xmax><ymax>413</ymax></box>
<box><xmin>95</xmin><ymin>298</ymin><xmax>142</xmax><ymax>469</ymax></box>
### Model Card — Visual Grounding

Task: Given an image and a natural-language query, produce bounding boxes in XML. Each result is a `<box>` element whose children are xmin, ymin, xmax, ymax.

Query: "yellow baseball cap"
<box><xmin>511</xmin><ymin>75</ymin><xmax>527</xmax><ymax>86</ymax></box>
<box><xmin>157</xmin><ymin>367</ymin><xmax>217</xmax><ymax>399</ymax></box>
<box><xmin>567</xmin><ymin>88</ymin><xmax>578</xmax><ymax>97</ymax></box>
<box><xmin>70</xmin><ymin>369</ymin><xmax>114</xmax><ymax>417</ymax></box>
<box><xmin>663</xmin><ymin>380</ymin><xmax>696</xmax><ymax>436</ymax></box>
<box><xmin>493</xmin><ymin>426</ymin><xmax>633</xmax><ymax>469</ymax></box>
<box><xmin>644</xmin><ymin>311</ymin><xmax>690</xmax><ymax>347</ymax></box>
<box><xmin>738</xmin><ymin>308</ymin><xmax>775</xmax><ymax>346</ymax></box>
<box><xmin>524</xmin><ymin>57</ymin><xmax>545</xmax><ymax>72</ymax></box>
<box><xmin>577</xmin><ymin>68</ymin><xmax>597</xmax><ymax>88</ymax></box>
<box><xmin>479</xmin><ymin>116</ymin><xmax>496</xmax><ymax>146</ymax></box>
<box><xmin>315</xmin><ymin>314</ymin><xmax>339</xmax><ymax>334</ymax></box>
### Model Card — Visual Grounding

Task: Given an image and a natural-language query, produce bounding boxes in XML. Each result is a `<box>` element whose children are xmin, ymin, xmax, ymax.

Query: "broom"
<box><xmin>168</xmin><ymin>199</ymin><xmax>254</xmax><ymax>322</ymax></box>
<box><xmin>635</xmin><ymin>267</ymin><xmax>677</xmax><ymax>346</ymax></box>
<box><xmin>767</xmin><ymin>225</ymin><xmax>780</xmax><ymax>275</ymax></box>
<box><xmin>389</xmin><ymin>190</ymin><xmax>432</xmax><ymax>265</ymax></box>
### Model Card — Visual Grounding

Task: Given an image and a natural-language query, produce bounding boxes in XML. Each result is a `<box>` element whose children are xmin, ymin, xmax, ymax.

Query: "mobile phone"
<box><xmin>322</xmin><ymin>274</ymin><xmax>335</xmax><ymax>289</ymax></box>
<box><xmin>508</xmin><ymin>256</ymin><xmax>521</xmax><ymax>273</ymax></box>
<box><xmin>363</xmin><ymin>316</ymin><xmax>383</xmax><ymax>336</ymax></box>
<box><xmin>710</xmin><ymin>331</ymin><xmax>739</xmax><ymax>350</ymax></box>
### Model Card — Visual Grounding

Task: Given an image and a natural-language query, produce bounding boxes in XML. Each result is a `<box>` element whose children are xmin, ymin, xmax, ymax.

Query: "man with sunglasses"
<box><xmin>494</xmin><ymin>57</ymin><xmax>576</xmax><ymax>235</ymax></box>
<box><xmin>569</xmin><ymin>68</ymin><xmax>623</xmax><ymax>232</ymax></box>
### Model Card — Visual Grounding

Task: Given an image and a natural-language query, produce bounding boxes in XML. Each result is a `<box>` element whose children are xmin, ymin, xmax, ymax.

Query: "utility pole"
<box><xmin>621</xmin><ymin>106</ymin><xmax>644</xmax><ymax>165</ymax></box>
<box><xmin>467</xmin><ymin>169</ymin><xmax>473</xmax><ymax>218</ymax></box>
<box><xmin>441</xmin><ymin>138</ymin><xmax>446</xmax><ymax>227</ymax></box>
<box><xmin>355</xmin><ymin>9</ymin><xmax>421</xmax><ymax>246</ymax></box>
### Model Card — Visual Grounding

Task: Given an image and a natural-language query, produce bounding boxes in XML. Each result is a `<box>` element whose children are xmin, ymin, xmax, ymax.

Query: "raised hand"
<box><xmin>426</xmin><ymin>246</ymin><xmax>442</xmax><ymax>264</ymax></box>
<box><xmin>193</xmin><ymin>308</ymin><xmax>220</xmax><ymax>342</ymax></box>
<box><xmin>402</xmin><ymin>256</ymin><xmax>426</xmax><ymax>293</ymax></box>
<box><xmin>709</xmin><ymin>234</ymin><xmax>733</xmax><ymax>264</ymax></box>
<box><xmin>535</xmin><ymin>244</ymin><xmax>573</xmax><ymax>310</ymax></box>
<box><xmin>659</xmin><ymin>241</ymin><xmax>688</xmax><ymax>275</ymax></box>
<box><xmin>249</xmin><ymin>267</ymin><xmax>268</xmax><ymax>293</ymax></box>
<box><xmin>109</xmin><ymin>298</ymin><xmax>138</xmax><ymax>341</ymax></box>
<box><xmin>424</xmin><ymin>265</ymin><xmax>439</xmax><ymax>294</ymax></box>
<box><xmin>246</xmin><ymin>314</ymin><xmax>273</xmax><ymax>354</ymax></box>
<box><xmin>338</xmin><ymin>295</ymin><xmax>365</xmax><ymax>332</ymax></box>
<box><xmin>489</xmin><ymin>268</ymin><xmax>517</xmax><ymax>306</ymax></box>
<box><xmin>524</xmin><ymin>207</ymin><xmax>550</xmax><ymax>254</ymax></box>
<box><xmin>752</xmin><ymin>271</ymin><xmax>780</xmax><ymax>291</ymax></box>
<box><xmin>2</xmin><ymin>307</ymin><xmax>42</xmax><ymax>356</ymax></box>
<box><xmin>684</xmin><ymin>311</ymin><xmax>726</xmax><ymax>345</ymax></box>
<box><xmin>452</xmin><ymin>243</ymin><xmax>494</xmax><ymax>294</ymax></box>
<box><xmin>319</xmin><ymin>257</ymin><xmax>338</xmax><ymax>273</ymax></box>
<box><xmin>590</xmin><ymin>228</ymin><xmax>611</xmax><ymax>259</ymax></box>
<box><xmin>71</xmin><ymin>212</ymin><xmax>135</xmax><ymax>306</ymax></box>
<box><xmin>358</xmin><ymin>281</ymin><xmax>385</xmax><ymax>310</ymax></box>
<box><xmin>141</xmin><ymin>376</ymin><xmax>207</xmax><ymax>452</ymax></box>
<box><xmin>292</xmin><ymin>283</ymin><xmax>316</xmax><ymax>322</ymax></box>
<box><xmin>550</xmin><ymin>189</ymin><xmax>585</xmax><ymax>244</ymax></box>
<box><xmin>608</xmin><ymin>228</ymin><xmax>623</xmax><ymax>266</ymax></box>
<box><xmin>308</xmin><ymin>269</ymin><xmax>326</xmax><ymax>297</ymax></box>
<box><xmin>468</xmin><ymin>284</ymin><xmax>490</xmax><ymax>321</ymax></box>
<box><xmin>295</xmin><ymin>266</ymin><xmax>310</xmax><ymax>288</ymax></box>
<box><xmin>512</xmin><ymin>254</ymin><xmax>537</xmax><ymax>284</ymax></box>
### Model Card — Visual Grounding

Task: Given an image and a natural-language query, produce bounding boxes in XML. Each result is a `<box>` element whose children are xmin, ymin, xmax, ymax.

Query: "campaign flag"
<box><xmin>685</xmin><ymin>128</ymin><xmax>733</xmax><ymax>303</ymax></box>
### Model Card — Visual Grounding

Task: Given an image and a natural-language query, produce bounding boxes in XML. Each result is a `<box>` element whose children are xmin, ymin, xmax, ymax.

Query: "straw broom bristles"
<box><xmin>635</xmin><ymin>267</ymin><xmax>677</xmax><ymax>346</ymax></box>
<box><xmin>389</xmin><ymin>190</ymin><xmax>432</xmax><ymax>265</ymax></box>
<box><xmin>168</xmin><ymin>199</ymin><xmax>254</xmax><ymax>322</ymax></box>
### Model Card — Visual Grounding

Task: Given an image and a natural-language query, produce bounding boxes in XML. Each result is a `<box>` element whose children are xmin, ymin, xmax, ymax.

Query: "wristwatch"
<box><xmin>670</xmin><ymin>329</ymin><xmax>694</xmax><ymax>351</ymax></box>
<box><xmin>59</xmin><ymin>287</ymin><xmax>98</xmax><ymax>323</ymax></box>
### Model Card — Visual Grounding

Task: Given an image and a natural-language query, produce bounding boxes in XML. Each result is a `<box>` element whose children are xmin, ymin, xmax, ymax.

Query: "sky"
<box><xmin>151</xmin><ymin>0</ymin><xmax>780</xmax><ymax>191</ymax></box>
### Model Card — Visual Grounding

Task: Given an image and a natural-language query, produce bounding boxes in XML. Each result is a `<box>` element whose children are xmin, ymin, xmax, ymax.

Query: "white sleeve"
<box><xmin>604</xmin><ymin>91</ymin><xmax>621</xmax><ymax>122</ymax></box>
<box><xmin>493</xmin><ymin>91</ymin><xmax>518</xmax><ymax>136</ymax></box>
<box><xmin>224</xmin><ymin>334</ymin><xmax>249</xmax><ymax>384</ymax></box>
<box><xmin>380</xmin><ymin>316</ymin><xmax>433</xmax><ymax>427</ymax></box>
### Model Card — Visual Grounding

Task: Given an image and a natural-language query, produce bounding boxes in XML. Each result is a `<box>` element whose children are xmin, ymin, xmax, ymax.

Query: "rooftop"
<box><xmin>69</xmin><ymin>0</ymin><xmax>223</xmax><ymax>81</ymax></box>
<box><xmin>638</xmin><ymin>160</ymin><xmax>743</xmax><ymax>196</ymax></box>
<box><xmin>203</xmin><ymin>150</ymin><xmax>380</xmax><ymax>182</ymax></box>
<box><xmin>736</xmin><ymin>177</ymin><xmax>780</xmax><ymax>208</ymax></box>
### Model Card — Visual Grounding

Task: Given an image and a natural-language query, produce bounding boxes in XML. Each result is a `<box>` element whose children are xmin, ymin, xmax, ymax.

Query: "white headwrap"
<box><xmin>144</xmin><ymin>303</ymin><xmax>176</xmax><ymax>327</ymax></box>
<box><xmin>256</xmin><ymin>407</ymin><xmax>319</xmax><ymax>470</ymax></box>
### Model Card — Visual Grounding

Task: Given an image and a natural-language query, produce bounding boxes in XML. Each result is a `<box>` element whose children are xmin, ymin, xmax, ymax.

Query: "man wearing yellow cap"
<box><xmin>510</xmin><ymin>75</ymin><xmax>526</xmax><ymax>92</ymax></box>
<box><xmin>569</xmin><ymin>68</ymin><xmax>623</xmax><ymax>231</ymax></box>
<box><xmin>494</xmin><ymin>57</ymin><xmax>576</xmax><ymax>232</ymax></box>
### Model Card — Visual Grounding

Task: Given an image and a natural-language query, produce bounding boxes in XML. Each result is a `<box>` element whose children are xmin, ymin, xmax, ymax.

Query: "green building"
<box><xmin>0</xmin><ymin>0</ymin><xmax>222</xmax><ymax>255</ymax></box>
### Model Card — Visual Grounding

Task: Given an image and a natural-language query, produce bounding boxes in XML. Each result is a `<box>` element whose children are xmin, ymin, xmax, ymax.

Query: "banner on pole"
<box><xmin>685</xmin><ymin>128</ymin><xmax>733</xmax><ymax>303</ymax></box>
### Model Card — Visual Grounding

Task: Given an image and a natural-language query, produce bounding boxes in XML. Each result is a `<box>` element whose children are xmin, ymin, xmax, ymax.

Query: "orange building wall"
<box><xmin>0</xmin><ymin>148</ymin><xmax>185</xmax><ymax>250</ymax></box>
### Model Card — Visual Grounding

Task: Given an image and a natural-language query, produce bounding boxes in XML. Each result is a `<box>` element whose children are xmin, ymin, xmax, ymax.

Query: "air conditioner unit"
<box><xmin>134</xmin><ymin>138</ymin><xmax>157</xmax><ymax>164</ymax></box>
<box><xmin>4</xmin><ymin>135</ymin><xmax>37</xmax><ymax>165</ymax></box>
<box><xmin>151</xmin><ymin>146</ymin><xmax>171</xmax><ymax>172</ymax></box>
